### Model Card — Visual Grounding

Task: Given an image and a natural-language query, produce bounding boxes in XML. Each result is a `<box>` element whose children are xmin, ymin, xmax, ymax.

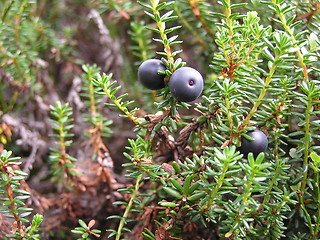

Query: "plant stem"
<box><xmin>54</xmin><ymin>106</ymin><xmax>76</xmax><ymax>186</ymax></box>
<box><xmin>313</xmin><ymin>169</ymin><xmax>320</xmax><ymax>239</ymax></box>
<box><xmin>298</xmin><ymin>193</ymin><xmax>314</xmax><ymax>235</ymax></box>
<box><xmin>137</xmin><ymin>37</ymin><xmax>148</xmax><ymax>62</ymax></box>
<box><xmin>58</xmin><ymin>115</ymin><xmax>71</xmax><ymax>184</ymax></box>
<box><xmin>241</xmin><ymin>57</ymin><xmax>278</xmax><ymax>127</ymax></box>
<box><xmin>0</xmin><ymin>82</ymin><xmax>8</xmax><ymax>117</ymax></box>
<box><xmin>116</xmin><ymin>173</ymin><xmax>143</xmax><ymax>240</ymax></box>
<box><xmin>203</xmin><ymin>162</ymin><xmax>229</xmax><ymax>210</ymax></box>
<box><xmin>235</xmin><ymin>43</ymin><xmax>256</xmax><ymax>67</ymax></box>
<box><xmin>1</xmin><ymin>1</ymin><xmax>14</xmax><ymax>22</ymax></box>
<box><xmin>272</xmin><ymin>2</ymin><xmax>315</xmax><ymax>235</ymax></box>
<box><xmin>14</xmin><ymin>0</ymin><xmax>28</xmax><ymax>42</ymax></box>
<box><xmin>105</xmin><ymin>88</ymin><xmax>140</xmax><ymax>125</ymax></box>
<box><xmin>298</xmin><ymin>89</ymin><xmax>314</xmax><ymax>236</ymax></box>
<box><xmin>301</xmin><ymin>94</ymin><xmax>312</xmax><ymax>193</ymax></box>
<box><xmin>225</xmin><ymin>0</ymin><xmax>235</xmax><ymax>53</ymax></box>
<box><xmin>225</xmin><ymin>96</ymin><xmax>234</xmax><ymax>130</ymax></box>
<box><xmin>150</xmin><ymin>0</ymin><xmax>175</xmax><ymax>67</ymax></box>
<box><xmin>239</xmin><ymin>179</ymin><xmax>253</xmax><ymax>214</ymax></box>
<box><xmin>87</xmin><ymin>73</ymin><xmax>97</xmax><ymax>123</ymax></box>
<box><xmin>58</xmin><ymin>115</ymin><xmax>67</xmax><ymax>161</ymax></box>
<box><xmin>273</xmin><ymin>0</ymin><xmax>309</xmax><ymax>82</ymax></box>
<box><xmin>188</xmin><ymin>0</ymin><xmax>215</xmax><ymax>42</ymax></box>
<box><xmin>0</xmin><ymin>167</ymin><xmax>22</xmax><ymax>233</ymax></box>
<box><xmin>174</xmin><ymin>2</ymin><xmax>206</xmax><ymax>48</ymax></box>
<box><xmin>262</xmin><ymin>157</ymin><xmax>282</xmax><ymax>206</ymax></box>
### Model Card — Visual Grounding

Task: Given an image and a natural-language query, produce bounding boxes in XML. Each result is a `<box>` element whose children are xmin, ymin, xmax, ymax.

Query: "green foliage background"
<box><xmin>0</xmin><ymin>0</ymin><xmax>319</xmax><ymax>239</ymax></box>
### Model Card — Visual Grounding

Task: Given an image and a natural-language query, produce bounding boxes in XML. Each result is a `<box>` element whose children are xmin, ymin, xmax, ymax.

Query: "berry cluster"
<box><xmin>138</xmin><ymin>59</ymin><xmax>269</xmax><ymax>157</ymax></box>
<box><xmin>138</xmin><ymin>59</ymin><xmax>203</xmax><ymax>102</ymax></box>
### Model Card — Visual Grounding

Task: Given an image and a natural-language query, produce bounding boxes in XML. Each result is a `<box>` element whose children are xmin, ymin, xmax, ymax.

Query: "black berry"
<box><xmin>168</xmin><ymin>67</ymin><xmax>204</xmax><ymax>102</ymax></box>
<box><xmin>239</xmin><ymin>129</ymin><xmax>268</xmax><ymax>158</ymax></box>
<box><xmin>138</xmin><ymin>59</ymin><xmax>166</xmax><ymax>90</ymax></box>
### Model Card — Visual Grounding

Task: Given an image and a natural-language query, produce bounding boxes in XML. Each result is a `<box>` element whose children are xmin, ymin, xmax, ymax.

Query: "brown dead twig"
<box><xmin>144</xmin><ymin>108</ymin><xmax>207</xmax><ymax>162</ymax></box>
<box><xmin>88</xmin><ymin>9</ymin><xmax>123</xmax><ymax>76</ymax></box>
<box><xmin>296</xmin><ymin>2</ymin><xmax>320</xmax><ymax>24</ymax></box>
<box><xmin>129</xmin><ymin>202</ymin><xmax>201</xmax><ymax>240</ymax></box>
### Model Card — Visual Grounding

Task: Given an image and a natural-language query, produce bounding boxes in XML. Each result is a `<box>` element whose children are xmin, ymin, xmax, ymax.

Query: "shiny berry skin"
<box><xmin>168</xmin><ymin>67</ymin><xmax>204</xmax><ymax>102</ymax></box>
<box><xmin>239</xmin><ymin>129</ymin><xmax>268</xmax><ymax>158</ymax></box>
<box><xmin>138</xmin><ymin>59</ymin><xmax>166</xmax><ymax>90</ymax></box>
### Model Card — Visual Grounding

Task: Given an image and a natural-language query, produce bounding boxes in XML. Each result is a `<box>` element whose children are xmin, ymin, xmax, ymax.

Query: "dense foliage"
<box><xmin>0</xmin><ymin>0</ymin><xmax>319</xmax><ymax>239</ymax></box>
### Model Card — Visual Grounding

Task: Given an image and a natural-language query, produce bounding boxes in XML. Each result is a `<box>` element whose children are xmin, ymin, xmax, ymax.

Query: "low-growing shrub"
<box><xmin>0</xmin><ymin>0</ymin><xmax>319</xmax><ymax>239</ymax></box>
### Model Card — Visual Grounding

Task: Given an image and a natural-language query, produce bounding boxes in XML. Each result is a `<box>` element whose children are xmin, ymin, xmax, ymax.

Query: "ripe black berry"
<box><xmin>239</xmin><ymin>129</ymin><xmax>268</xmax><ymax>158</ymax></box>
<box><xmin>138</xmin><ymin>59</ymin><xmax>166</xmax><ymax>90</ymax></box>
<box><xmin>168</xmin><ymin>67</ymin><xmax>204</xmax><ymax>102</ymax></box>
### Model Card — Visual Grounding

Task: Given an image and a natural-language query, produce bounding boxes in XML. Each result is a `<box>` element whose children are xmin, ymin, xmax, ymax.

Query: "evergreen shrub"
<box><xmin>0</xmin><ymin>0</ymin><xmax>319</xmax><ymax>239</ymax></box>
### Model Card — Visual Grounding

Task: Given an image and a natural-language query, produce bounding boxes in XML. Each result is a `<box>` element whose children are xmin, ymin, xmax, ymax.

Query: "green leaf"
<box><xmin>172</xmin><ymin>162</ymin><xmax>181</xmax><ymax>174</ymax></box>
<box><xmin>13</xmin><ymin>189</ymin><xmax>30</xmax><ymax>195</ymax></box>
<box><xmin>20</xmin><ymin>211</ymin><xmax>32</xmax><ymax>218</ymax></box>
<box><xmin>187</xmin><ymin>182</ymin><xmax>200</xmax><ymax>195</ymax></box>
<box><xmin>169</xmin><ymin>178</ymin><xmax>183</xmax><ymax>192</ymax></box>
<box><xmin>311</xmin><ymin>152</ymin><xmax>320</xmax><ymax>164</ymax></box>
<box><xmin>183</xmin><ymin>174</ymin><xmax>195</xmax><ymax>195</ymax></box>
<box><xmin>82</xmin><ymin>232</ymin><xmax>89</xmax><ymax>238</ymax></box>
<box><xmin>163</xmin><ymin>187</ymin><xmax>182</xmax><ymax>199</ymax></box>
<box><xmin>113</xmin><ymin>201</ymin><xmax>128</xmax><ymax>206</ymax></box>
<box><xmin>71</xmin><ymin>230</ymin><xmax>84</xmax><ymax>234</ymax></box>
<box><xmin>78</xmin><ymin>219</ymin><xmax>87</xmax><ymax>228</ymax></box>
<box><xmin>187</xmin><ymin>192</ymin><xmax>206</xmax><ymax>201</ymax></box>
<box><xmin>158</xmin><ymin>201</ymin><xmax>177</xmax><ymax>207</ymax></box>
